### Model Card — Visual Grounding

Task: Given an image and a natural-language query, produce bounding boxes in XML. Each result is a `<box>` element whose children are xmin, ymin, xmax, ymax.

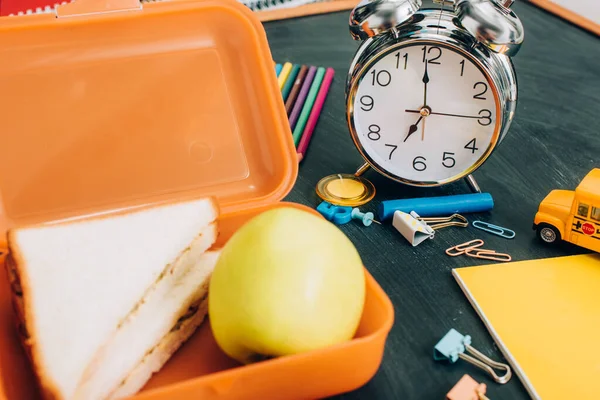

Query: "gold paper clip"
<box><xmin>445</xmin><ymin>239</ymin><xmax>484</xmax><ymax>256</ymax></box>
<box><xmin>418</xmin><ymin>214</ymin><xmax>469</xmax><ymax>230</ymax></box>
<box><xmin>446</xmin><ymin>240</ymin><xmax>512</xmax><ymax>262</ymax></box>
<box><xmin>465</xmin><ymin>248</ymin><xmax>512</xmax><ymax>262</ymax></box>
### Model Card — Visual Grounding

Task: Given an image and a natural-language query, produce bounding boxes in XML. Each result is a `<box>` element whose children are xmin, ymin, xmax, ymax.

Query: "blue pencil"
<box><xmin>275</xmin><ymin>63</ymin><xmax>283</xmax><ymax>77</ymax></box>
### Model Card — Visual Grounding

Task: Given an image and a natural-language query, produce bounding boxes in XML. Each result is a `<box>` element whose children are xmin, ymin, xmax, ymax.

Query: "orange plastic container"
<box><xmin>0</xmin><ymin>0</ymin><xmax>60</xmax><ymax>16</ymax></box>
<box><xmin>0</xmin><ymin>0</ymin><xmax>395</xmax><ymax>399</ymax></box>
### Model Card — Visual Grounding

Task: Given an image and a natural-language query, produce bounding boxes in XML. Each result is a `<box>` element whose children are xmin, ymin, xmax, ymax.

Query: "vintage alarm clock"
<box><xmin>346</xmin><ymin>0</ymin><xmax>524</xmax><ymax>193</ymax></box>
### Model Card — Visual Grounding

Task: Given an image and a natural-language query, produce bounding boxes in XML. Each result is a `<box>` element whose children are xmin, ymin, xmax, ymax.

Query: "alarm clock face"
<box><xmin>348</xmin><ymin>41</ymin><xmax>501</xmax><ymax>185</ymax></box>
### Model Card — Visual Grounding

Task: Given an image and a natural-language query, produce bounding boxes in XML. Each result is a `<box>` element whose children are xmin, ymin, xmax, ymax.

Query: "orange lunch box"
<box><xmin>0</xmin><ymin>0</ymin><xmax>395</xmax><ymax>398</ymax></box>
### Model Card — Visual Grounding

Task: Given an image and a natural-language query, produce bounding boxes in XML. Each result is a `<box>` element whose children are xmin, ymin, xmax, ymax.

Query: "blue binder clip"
<box><xmin>433</xmin><ymin>328</ymin><xmax>512</xmax><ymax>384</ymax></box>
<box><xmin>316</xmin><ymin>201</ymin><xmax>353</xmax><ymax>225</ymax></box>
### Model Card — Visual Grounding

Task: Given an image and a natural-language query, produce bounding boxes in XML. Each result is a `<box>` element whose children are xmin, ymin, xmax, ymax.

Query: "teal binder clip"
<box><xmin>472</xmin><ymin>221</ymin><xmax>516</xmax><ymax>239</ymax></box>
<box><xmin>433</xmin><ymin>329</ymin><xmax>512</xmax><ymax>384</ymax></box>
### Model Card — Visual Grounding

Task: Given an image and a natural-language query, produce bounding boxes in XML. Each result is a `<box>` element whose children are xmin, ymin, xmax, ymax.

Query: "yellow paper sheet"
<box><xmin>453</xmin><ymin>254</ymin><xmax>600</xmax><ymax>400</ymax></box>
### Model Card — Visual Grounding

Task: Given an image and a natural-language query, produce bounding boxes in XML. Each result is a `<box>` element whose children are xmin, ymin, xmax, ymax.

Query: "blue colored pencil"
<box><xmin>275</xmin><ymin>63</ymin><xmax>283</xmax><ymax>77</ymax></box>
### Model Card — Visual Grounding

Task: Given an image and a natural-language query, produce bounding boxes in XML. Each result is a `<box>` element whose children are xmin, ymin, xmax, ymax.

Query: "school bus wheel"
<box><xmin>537</xmin><ymin>224</ymin><xmax>561</xmax><ymax>244</ymax></box>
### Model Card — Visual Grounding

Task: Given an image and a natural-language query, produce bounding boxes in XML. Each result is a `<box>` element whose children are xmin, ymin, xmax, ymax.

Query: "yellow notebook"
<box><xmin>453</xmin><ymin>254</ymin><xmax>600</xmax><ymax>400</ymax></box>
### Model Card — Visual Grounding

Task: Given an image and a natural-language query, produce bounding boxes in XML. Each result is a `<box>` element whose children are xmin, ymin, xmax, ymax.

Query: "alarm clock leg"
<box><xmin>354</xmin><ymin>162</ymin><xmax>370</xmax><ymax>177</ymax></box>
<box><xmin>465</xmin><ymin>174</ymin><xmax>482</xmax><ymax>194</ymax></box>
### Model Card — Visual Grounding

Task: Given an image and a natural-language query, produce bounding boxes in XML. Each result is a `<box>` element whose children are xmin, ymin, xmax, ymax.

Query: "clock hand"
<box><xmin>429</xmin><ymin>111</ymin><xmax>480</xmax><ymax>119</ymax></box>
<box><xmin>421</xmin><ymin>117</ymin><xmax>425</xmax><ymax>141</ymax></box>
<box><xmin>405</xmin><ymin>109</ymin><xmax>481</xmax><ymax>119</ymax></box>
<box><xmin>403</xmin><ymin>115</ymin><xmax>423</xmax><ymax>142</ymax></box>
<box><xmin>422</xmin><ymin>61</ymin><xmax>429</xmax><ymax>107</ymax></box>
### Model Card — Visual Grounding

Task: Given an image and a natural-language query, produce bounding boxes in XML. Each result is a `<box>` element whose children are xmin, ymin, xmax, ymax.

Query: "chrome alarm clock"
<box><xmin>346</xmin><ymin>0</ymin><xmax>524</xmax><ymax>192</ymax></box>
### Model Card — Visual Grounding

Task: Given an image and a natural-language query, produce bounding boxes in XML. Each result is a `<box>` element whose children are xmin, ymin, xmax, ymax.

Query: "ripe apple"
<box><xmin>208</xmin><ymin>206</ymin><xmax>366</xmax><ymax>364</ymax></box>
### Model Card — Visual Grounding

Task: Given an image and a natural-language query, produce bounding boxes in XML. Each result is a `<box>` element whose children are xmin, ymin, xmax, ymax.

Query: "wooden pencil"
<box><xmin>257</xmin><ymin>0</ymin><xmax>357</xmax><ymax>22</ymax></box>
<box><xmin>281</xmin><ymin>64</ymin><xmax>301</xmax><ymax>102</ymax></box>
<box><xmin>527</xmin><ymin>0</ymin><xmax>600</xmax><ymax>36</ymax></box>
<box><xmin>277</xmin><ymin>62</ymin><xmax>293</xmax><ymax>91</ymax></box>
<box><xmin>297</xmin><ymin>67</ymin><xmax>335</xmax><ymax>160</ymax></box>
<box><xmin>285</xmin><ymin>65</ymin><xmax>308</xmax><ymax>115</ymax></box>
<box><xmin>289</xmin><ymin>66</ymin><xmax>317</xmax><ymax>131</ymax></box>
<box><xmin>292</xmin><ymin>67</ymin><xmax>326</xmax><ymax>146</ymax></box>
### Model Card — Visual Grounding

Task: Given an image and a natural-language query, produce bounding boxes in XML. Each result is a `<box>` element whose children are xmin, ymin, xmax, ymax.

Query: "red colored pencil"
<box><xmin>297</xmin><ymin>68</ymin><xmax>334</xmax><ymax>161</ymax></box>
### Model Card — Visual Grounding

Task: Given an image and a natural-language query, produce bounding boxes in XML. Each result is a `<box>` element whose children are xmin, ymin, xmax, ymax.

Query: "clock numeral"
<box><xmin>395</xmin><ymin>52</ymin><xmax>408</xmax><ymax>70</ymax></box>
<box><xmin>422</xmin><ymin>46</ymin><xmax>442</xmax><ymax>65</ymax></box>
<box><xmin>413</xmin><ymin>156</ymin><xmax>427</xmax><ymax>172</ymax></box>
<box><xmin>370</xmin><ymin>69</ymin><xmax>391</xmax><ymax>87</ymax></box>
<box><xmin>464</xmin><ymin>138</ymin><xmax>479</xmax><ymax>153</ymax></box>
<box><xmin>367</xmin><ymin>124</ymin><xmax>381</xmax><ymax>141</ymax></box>
<box><xmin>473</xmin><ymin>82</ymin><xmax>488</xmax><ymax>100</ymax></box>
<box><xmin>359</xmin><ymin>95</ymin><xmax>374</xmax><ymax>111</ymax></box>
<box><xmin>442</xmin><ymin>152</ymin><xmax>456</xmax><ymax>168</ymax></box>
<box><xmin>459</xmin><ymin>60</ymin><xmax>465</xmax><ymax>77</ymax></box>
<box><xmin>384</xmin><ymin>144</ymin><xmax>398</xmax><ymax>160</ymax></box>
<box><xmin>478</xmin><ymin>109</ymin><xmax>492</xmax><ymax>126</ymax></box>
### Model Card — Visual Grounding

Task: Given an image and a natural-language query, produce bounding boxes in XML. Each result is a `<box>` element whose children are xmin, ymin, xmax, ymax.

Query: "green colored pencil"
<box><xmin>292</xmin><ymin>67</ymin><xmax>326</xmax><ymax>146</ymax></box>
<box><xmin>281</xmin><ymin>64</ymin><xmax>301</xmax><ymax>102</ymax></box>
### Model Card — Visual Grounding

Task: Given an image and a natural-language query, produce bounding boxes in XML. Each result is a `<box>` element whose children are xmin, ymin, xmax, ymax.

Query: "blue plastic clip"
<box><xmin>472</xmin><ymin>221</ymin><xmax>516</xmax><ymax>239</ymax></box>
<box><xmin>433</xmin><ymin>329</ymin><xmax>512</xmax><ymax>384</ymax></box>
<box><xmin>316</xmin><ymin>201</ymin><xmax>353</xmax><ymax>225</ymax></box>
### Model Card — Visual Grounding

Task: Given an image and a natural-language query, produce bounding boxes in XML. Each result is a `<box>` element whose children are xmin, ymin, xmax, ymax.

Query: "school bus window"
<box><xmin>578</xmin><ymin>203</ymin><xmax>590</xmax><ymax>218</ymax></box>
<box><xmin>592</xmin><ymin>207</ymin><xmax>600</xmax><ymax>222</ymax></box>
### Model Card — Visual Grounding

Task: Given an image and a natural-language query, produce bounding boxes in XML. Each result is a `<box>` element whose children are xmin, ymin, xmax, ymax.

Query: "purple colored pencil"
<box><xmin>289</xmin><ymin>66</ymin><xmax>317</xmax><ymax>131</ymax></box>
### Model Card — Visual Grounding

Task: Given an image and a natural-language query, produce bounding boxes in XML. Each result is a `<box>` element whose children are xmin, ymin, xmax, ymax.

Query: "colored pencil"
<box><xmin>281</xmin><ymin>64</ymin><xmax>301</xmax><ymax>102</ymax></box>
<box><xmin>297</xmin><ymin>67</ymin><xmax>335</xmax><ymax>160</ymax></box>
<box><xmin>289</xmin><ymin>66</ymin><xmax>317</xmax><ymax>131</ymax></box>
<box><xmin>292</xmin><ymin>67</ymin><xmax>326</xmax><ymax>146</ymax></box>
<box><xmin>275</xmin><ymin>63</ymin><xmax>282</xmax><ymax>77</ymax></box>
<box><xmin>257</xmin><ymin>0</ymin><xmax>357</xmax><ymax>23</ymax></box>
<box><xmin>285</xmin><ymin>65</ymin><xmax>308</xmax><ymax>115</ymax></box>
<box><xmin>277</xmin><ymin>62</ymin><xmax>292</xmax><ymax>91</ymax></box>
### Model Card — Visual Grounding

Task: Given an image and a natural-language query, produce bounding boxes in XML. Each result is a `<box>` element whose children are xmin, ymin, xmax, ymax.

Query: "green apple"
<box><xmin>208</xmin><ymin>206</ymin><xmax>366</xmax><ymax>364</ymax></box>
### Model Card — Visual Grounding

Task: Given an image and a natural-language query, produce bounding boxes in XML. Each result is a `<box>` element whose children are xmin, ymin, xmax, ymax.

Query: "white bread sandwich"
<box><xmin>5</xmin><ymin>197</ymin><xmax>221</xmax><ymax>400</ymax></box>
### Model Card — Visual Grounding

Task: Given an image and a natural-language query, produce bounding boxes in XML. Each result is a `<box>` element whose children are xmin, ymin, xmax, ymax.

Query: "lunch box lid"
<box><xmin>0</xmin><ymin>0</ymin><xmax>297</xmax><ymax>246</ymax></box>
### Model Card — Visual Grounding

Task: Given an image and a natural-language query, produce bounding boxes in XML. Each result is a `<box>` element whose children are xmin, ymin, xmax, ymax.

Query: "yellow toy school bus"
<box><xmin>533</xmin><ymin>168</ymin><xmax>600</xmax><ymax>252</ymax></box>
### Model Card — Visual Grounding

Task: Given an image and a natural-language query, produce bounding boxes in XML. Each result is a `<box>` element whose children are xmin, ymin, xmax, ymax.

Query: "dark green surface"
<box><xmin>264</xmin><ymin>2</ymin><xmax>600</xmax><ymax>399</ymax></box>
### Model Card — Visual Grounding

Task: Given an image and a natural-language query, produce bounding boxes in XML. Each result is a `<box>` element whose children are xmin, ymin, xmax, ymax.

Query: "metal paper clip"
<box><xmin>418</xmin><ymin>214</ymin><xmax>469</xmax><ymax>230</ymax></box>
<box><xmin>472</xmin><ymin>221</ymin><xmax>515</xmax><ymax>239</ymax></box>
<box><xmin>445</xmin><ymin>239</ymin><xmax>484</xmax><ymax>256</ymax></box>
<box><xmin>465</xmin><ymin>248</ymin><xmax>512</xmax><ymax>262</ymax></box>
<box><xmin>434</xmin><ymin>328</ymin><xmax>512</xmax><ymax>384</ymax></box>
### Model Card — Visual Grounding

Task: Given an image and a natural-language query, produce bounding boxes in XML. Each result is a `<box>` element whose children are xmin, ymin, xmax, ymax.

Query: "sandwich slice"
<box><xmin>5</xmin><ymin>197</ymin><xmax>221</xmax><ymax>400</ymax></box>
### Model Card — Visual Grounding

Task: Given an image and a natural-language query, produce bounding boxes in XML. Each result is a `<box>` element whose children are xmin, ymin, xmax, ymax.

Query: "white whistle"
<box><xmin>392</xmin><ymin>210</ymin><xmax>435</xmax><ymax>247</ymax></box>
